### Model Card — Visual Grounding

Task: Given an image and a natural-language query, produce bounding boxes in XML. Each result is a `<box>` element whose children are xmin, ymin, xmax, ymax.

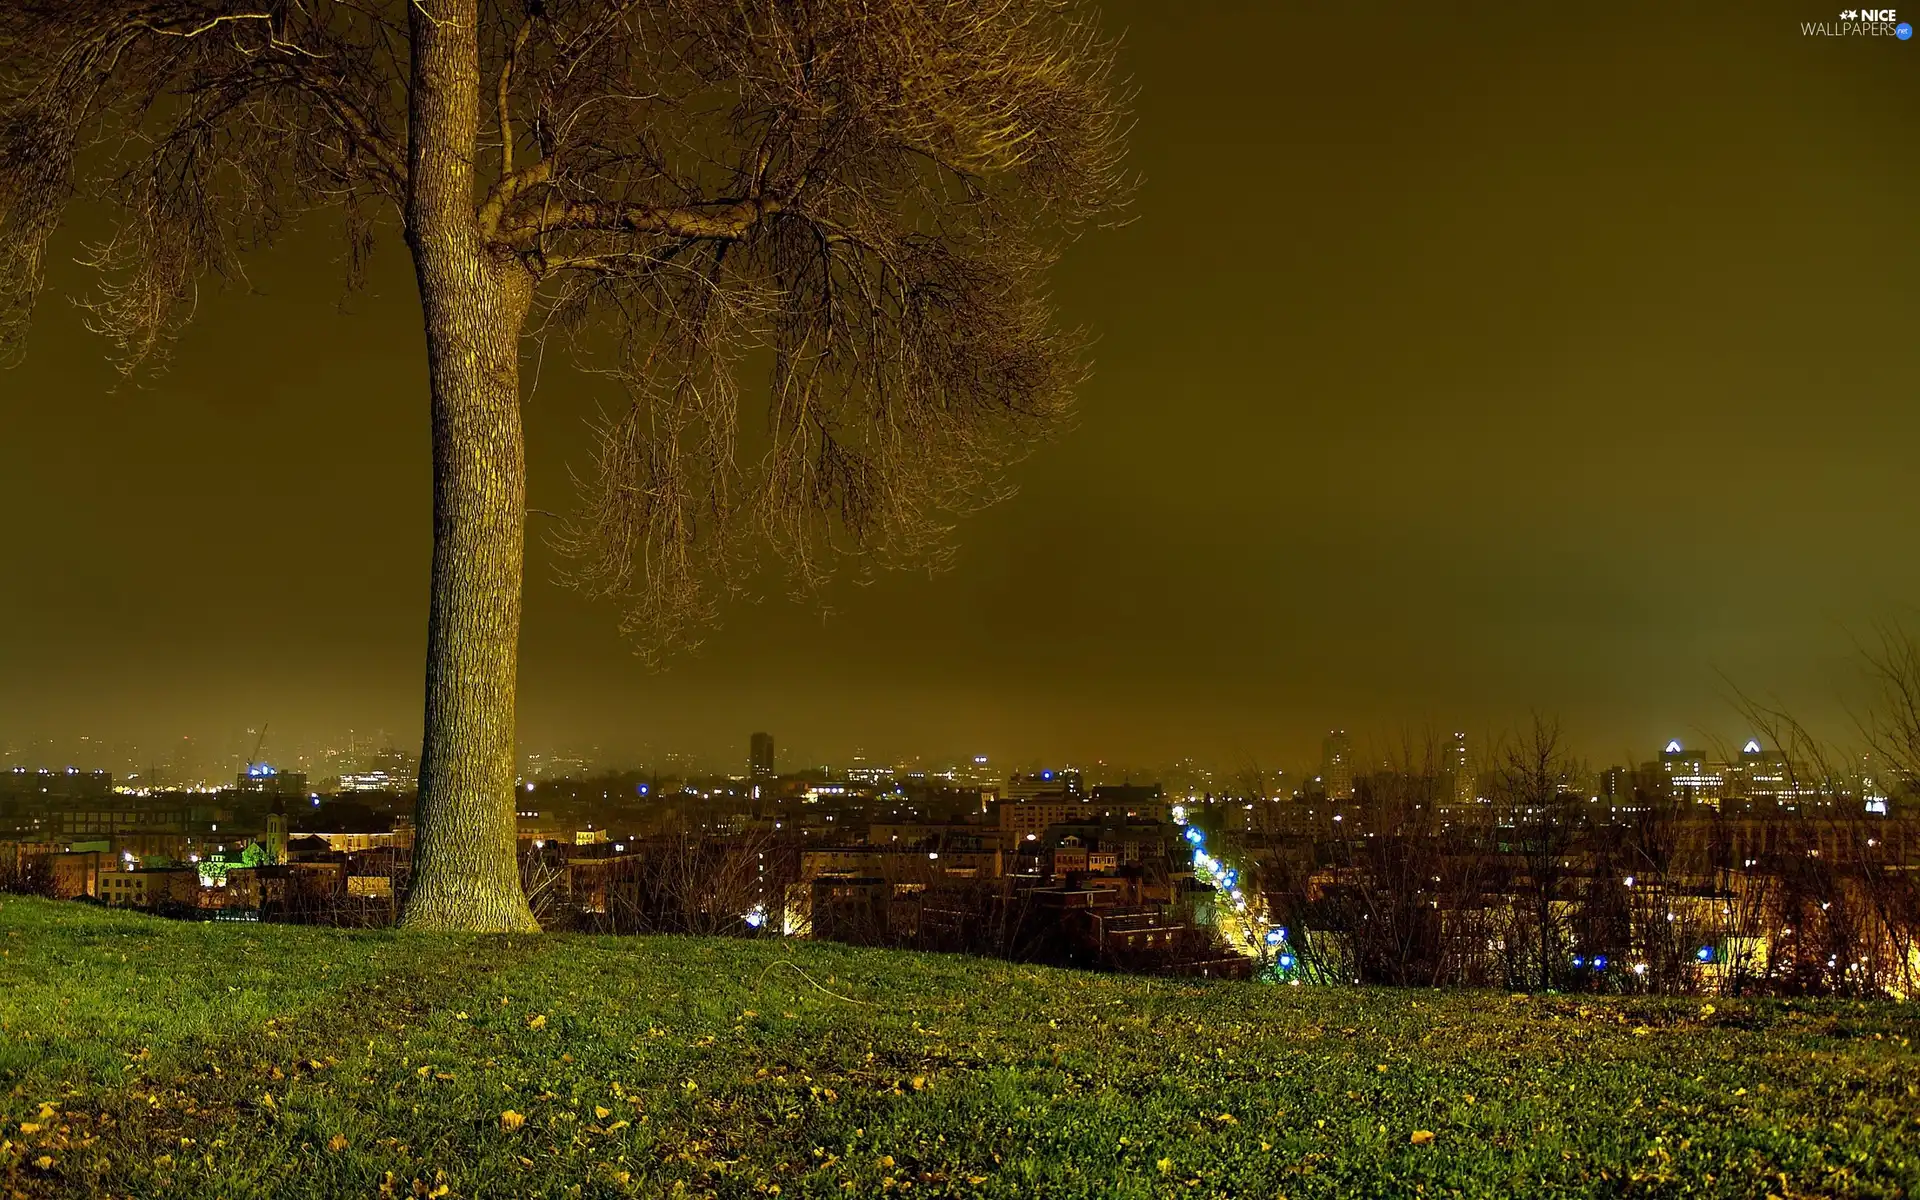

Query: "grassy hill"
<box><xmin>1</xmin><ymin>897</ymin><xmax>1916</xmax><ymax>1199</ymax></box>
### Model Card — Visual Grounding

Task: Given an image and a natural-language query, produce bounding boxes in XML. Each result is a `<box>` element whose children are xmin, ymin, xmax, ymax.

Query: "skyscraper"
<box><xmin>1447</xmin><ymin>731</ymin><xmax>1474</xmax><ymax>807</ymax></box>
<box><xmin>1658</xmin><ymin>739</ymin><xmax>1724</xmax><ymax>808</ymax></box>
<box><xmin>1321</xmin><ymin>729</ymin><xmax>1354</xmax><ymax>801</ymax></box>
<box><xmin>749</xmin><ymin>732</ymin><xmax>776</xmax><ymax>778</ymax></box>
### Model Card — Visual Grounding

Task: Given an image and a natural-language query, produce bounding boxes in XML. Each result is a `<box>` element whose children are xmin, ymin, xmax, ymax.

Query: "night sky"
<box><xmin>4</xmin><ymin>2</ymin><xmax>1918</xmax><ymax>774</ymax></box>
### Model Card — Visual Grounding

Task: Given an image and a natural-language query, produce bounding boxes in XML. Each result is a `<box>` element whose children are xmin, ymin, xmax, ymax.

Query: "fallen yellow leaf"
<box><xmin>34</xmin><ymin>1155</ymin><xmax>52</xmax><ymax>1170</ymax></box>
<box><xmin>595</xmin><ymin>1106</ymin><xmax>611</xmax><ymax>1120</ymax></box>
<box><xmin>500</xmin><ymin>1110</ymin><xmax>526</xmax><ymax>1131</ymax></box>
<box><xmin>1410</xmin><ymin>1130</ymin><xmax>1435</xmax><ymax>1146</ymax></box>
<box><xmin>527</xmin><ymin>1014</ymin><xmax>547</xmax><ymax>1030</ymax></box>
<box><xmin>328</xmin><ymin>1134</ymin><xmax>350</xmax><ymax>1153</ymax></box>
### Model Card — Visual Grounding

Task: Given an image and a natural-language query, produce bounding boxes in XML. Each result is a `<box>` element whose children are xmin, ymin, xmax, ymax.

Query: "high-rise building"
<box><xmin>1658</xmin><ymin>739</ymin><xmax>1724</xmax><ymax>808</ymax></box>
<box><xmin>1447</xmin><ymin>732</ymin><xmax>1473</xmax><ymax>806</ymax></box>
<box><xmin>1601</xmin><ymin>765</ymin><xmax>1642</xmax><ymax>811</ymax></box>
<box><xmin>749</xmin><ymin>732</ymin><xmax>776</xmax><ymax>778</ymax></box>
<box><xmin>1321</xmin><ymin>730</ymin><xmax>1354</xmax><ymax>801</ymax></box>
<box><xmin>1730</xmin><ymin>738</ymin><xmax>1796</xmax><ymax>808</ymax></box>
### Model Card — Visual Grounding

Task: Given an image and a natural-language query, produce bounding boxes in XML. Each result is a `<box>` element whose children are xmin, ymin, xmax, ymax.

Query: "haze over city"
<box><xmin>6</xmin><ymin>0</ymin><xmax>1917</xmax><ymax>773</ymax></box>
<box><xmin>6</xmin><ymin>3</ymin><xmax>1920</xmax><ymax>1198</ymax></box>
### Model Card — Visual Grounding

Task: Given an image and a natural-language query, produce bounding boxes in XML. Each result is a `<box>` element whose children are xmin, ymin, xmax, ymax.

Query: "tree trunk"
<box><xmin>398</xmin><ymin>0</ymin><xmax>539</xmax><ymax>932</ymax></box>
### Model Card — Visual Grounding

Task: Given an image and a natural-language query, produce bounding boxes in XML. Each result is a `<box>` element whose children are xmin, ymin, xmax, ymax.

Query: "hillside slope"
<box><xmin>1</xmin><ymin>896</ymin><xmax>1916</xmax><ymax>1198</ymax></box>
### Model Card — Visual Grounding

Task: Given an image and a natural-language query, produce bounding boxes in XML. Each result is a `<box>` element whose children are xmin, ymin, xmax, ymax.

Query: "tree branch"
<box><xmin>498</xmin><ymin>16</ymin><xmax>535</xmax><ymax>178</ymax></box>
<box><xmin>495</xmin><ymin>193</ymin><xmax>784</xmax><ymax>250</ymax></box>
<box><xmin>478</xmin><ymin>158</ymin><xmax>550</xmax><ymax>240</ymax></box>
<box><xmin>281</xmin><ymin>71</ymin><xmax>408</xmax><ymax>199</ymax></box>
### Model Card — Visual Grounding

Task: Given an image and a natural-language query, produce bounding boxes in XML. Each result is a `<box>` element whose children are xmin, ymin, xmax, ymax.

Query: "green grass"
<box><xmin>1</xmin><ymin>897</ymin><xmax>1916</xmax><ymax>1199</ymax></box>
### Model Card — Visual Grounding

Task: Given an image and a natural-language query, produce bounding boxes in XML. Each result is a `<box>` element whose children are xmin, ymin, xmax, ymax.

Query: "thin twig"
<box><xmin>757</xmin><ymin>957</ymin><xmax>874</xmax><ymax>1006</ymax></box>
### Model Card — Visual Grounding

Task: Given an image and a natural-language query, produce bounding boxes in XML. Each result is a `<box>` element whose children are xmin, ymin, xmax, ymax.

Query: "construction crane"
<box><xmin>241</xmin><ymin>722</ymin><xmax>270</xmax><ymax>779</ymax></box>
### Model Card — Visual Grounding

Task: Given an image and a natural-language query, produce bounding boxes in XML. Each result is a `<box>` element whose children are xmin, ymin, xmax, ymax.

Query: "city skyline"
<box><xmin>1</xmin><ymin>720</ymin><xmax>1890</xmax><ymax>793</ymax></box>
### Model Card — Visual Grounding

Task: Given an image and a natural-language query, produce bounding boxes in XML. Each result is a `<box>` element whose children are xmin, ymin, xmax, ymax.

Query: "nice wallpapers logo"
<box><xmin>1803</xmin><ymin>8</ymin><xmax>1913</xmax><ymax>36</ymax></box>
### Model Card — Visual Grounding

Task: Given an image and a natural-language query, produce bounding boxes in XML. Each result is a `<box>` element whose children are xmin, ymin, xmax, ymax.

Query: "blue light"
<box><xmin>1277</xmin><ymin>954</ymin><xmax>1296</xmax><ymax>969</ymax></box>
<box><xmin>1265</xmin><ymin>928</ymin><xmax>1284</xmax><ymax>946</ymax></box>
<box><xmin>1572</xmin><ymin>956</ymin><xmax>1585</xmax><ymax>968</ymax></box>
<box><xmin>636</xmin><ymin>783</ymin><xmax>650</xmax><ymax>796</ymax></box>
<box><xmin>1695</xmin><ymin>946</ymin><xmax>1714</xmax><ymax>963</ymax></box>
<box><xmin>1592</xmin><ymin>955</ymin><xmax>1609</xmax><ymax>970</ymax></box>
<box><xmin>1041</xmin><ymin>770</ymin><xmax>1053</xmax><ymax>781</ymax></box>
<box><xmin>1184</xmin><ymin>826</ymin><xmax>1203</xmax><ymax>845</ymax></box>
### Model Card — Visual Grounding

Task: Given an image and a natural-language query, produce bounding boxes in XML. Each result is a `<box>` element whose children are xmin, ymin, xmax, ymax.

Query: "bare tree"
<box><xmin>519</xmin><ymin>839</ymin><xmax>573</xmax><ymax>928</ymax></box>
<box><xmin>593</xmin><ymin>822</ymin><xmax>793</xmax><ymax>935</ymax></box>
<box><xmin>1494</xmin><ymin>715</ymin><xmax>1583</xmax><ymax>992</ymax></box>
<box><xmin>1</xmin><ymin>2</ymin><xmax>1130</xmax><ymax>930</ymax></box>
<box><xmin>0</xmin><ymin>848</ymin><xmax>55</xmax><ymax>898</ymax></box>
<box><xmin>1733</xmin><ymin>639</ymin><xmax>1920</xmax><ymax>997</ymax></box>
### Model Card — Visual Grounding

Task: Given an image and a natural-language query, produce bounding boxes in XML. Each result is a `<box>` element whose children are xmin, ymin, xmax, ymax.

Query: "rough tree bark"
<box><xmin>400</xmin><ymin>0</ymin><xmax>540</xmax><ymax>932</ymax></box>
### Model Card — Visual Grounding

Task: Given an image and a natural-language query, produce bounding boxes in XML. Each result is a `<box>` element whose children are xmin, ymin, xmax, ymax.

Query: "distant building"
<box><xmin>96</xmin><ymin>865</ymin><xmax>198</xmax><ymax>909</ymax></box>
<box><xmin>749</xmin><ymin>732</ymin><xmax>776</xmax><ymax>778</ymax></box>
<box><xmin>1</xmin><ymin>767</ymin><xmax>114</xmax><ymax>801</ymax></box>
<box><xmin>49</xmin><ymin>850</ymin><xmax>105</xmax><ymax>899</ymax></box>
<box><xmin>1601</xmin><ymin>765</ymin><xmax>1644</xmax><ymax>812</ymax></box>
<box><xmin>338</xmin><ymin>769</ymin><xmax>411</xmax><ymax>793</ymax></box>
<box><xmin>1728</xmin><ymin>739</ymin><xmax>1821</xmax><ymax>810</ymax></box>
<box><xmin>1321</xmin><ymin>730</ymin><xmax>1354</xmax><ymax>801</ymax></box>
<box><xmin>1659</xmin><ymin>740</ymin><xmax>1725</xmax><ymax>808</ymax></box>
<box><xmin>809</xmin><ymin>875</ymin><xmax>890</xmax><ymax>943</ymax></box>
<box><xmin>233</xmin><ymin>764</ymin><xmax>309</xmax><ymax>798</ymax></box>
<box><xmin>998</xmin><ymin>799</ymin><xmax>1088</xmax><ymax>844</ymax></box>
<box><xmin>1004</xmin><ymin>769</ymin><xmax>1083</xmax><ymax>802</ymax></box>
<box><xmin>1089</xmin><ymin>783</ymin><xmax>1165</xmax><ymax>809</ymax></box>
<box><xmin>1448</xmin><ymin>732</ymin><xmax>1473</xmax><ymax>806</ymax></box>
<box><xmin>265</xmin><ymin>803</ymin><xmax>290</xmax><ymax>865</ymax></box>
